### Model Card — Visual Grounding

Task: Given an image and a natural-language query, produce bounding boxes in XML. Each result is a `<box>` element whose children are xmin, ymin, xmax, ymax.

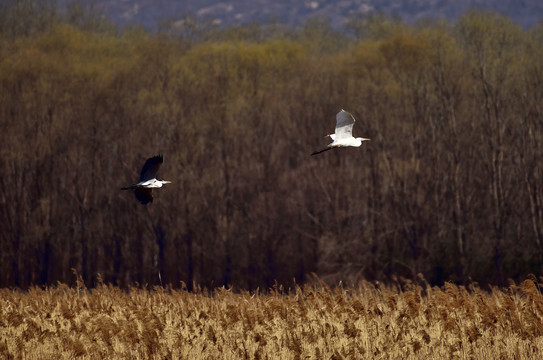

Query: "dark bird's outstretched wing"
<box><xmin>139</xmin><ymin>154</ymin><xmax>163</xmax><ymax>182</ymax></box>
<box><xmin>135</xmin><ymin>188</ymin><xmax>153</xmax><ymax>205</ymax></box>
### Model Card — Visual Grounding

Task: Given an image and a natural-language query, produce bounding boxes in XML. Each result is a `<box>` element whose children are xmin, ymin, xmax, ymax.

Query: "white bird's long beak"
<box><xmin>362</xmin><ymin>138</ymin><xmax>371</xmax><ymax>141</ymax></box>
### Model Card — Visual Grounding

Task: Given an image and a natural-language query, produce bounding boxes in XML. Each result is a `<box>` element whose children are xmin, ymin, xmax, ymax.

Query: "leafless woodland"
<box><xmin>1</xmin><ymin>2</ymin><xmax>543</xmax><ymax>289</ymax></box>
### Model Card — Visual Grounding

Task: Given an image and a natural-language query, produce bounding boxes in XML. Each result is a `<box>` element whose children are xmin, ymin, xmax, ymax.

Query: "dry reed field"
<box><xmin>1</xmin><ymin>277</ymin><xmax>543</xmax><ymax>359</ymax></box>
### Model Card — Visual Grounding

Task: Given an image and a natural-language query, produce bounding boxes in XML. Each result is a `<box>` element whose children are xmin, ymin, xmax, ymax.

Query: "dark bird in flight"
<box><xmin>121</xmin><ymin>154</ymin><xmax>171</xmax><ymax>205</ymax></box>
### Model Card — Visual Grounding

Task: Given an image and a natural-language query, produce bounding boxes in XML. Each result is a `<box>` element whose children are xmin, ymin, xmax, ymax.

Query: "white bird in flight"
<box><xmin>121</xmin><ymin>154</ymin><xmax>171</xmax><ymax>205</ymax></box>
<box><xmin>311</xmin><ymin>109</ymin><xmax>370</xmax><ymax>155</ymax></box>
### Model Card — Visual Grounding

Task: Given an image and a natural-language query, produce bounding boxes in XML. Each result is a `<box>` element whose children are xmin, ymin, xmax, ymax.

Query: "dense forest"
<box><xmin>1</xmin><ymin>1</ymin><xmax>543</xmax><ymax>290</ymax></box>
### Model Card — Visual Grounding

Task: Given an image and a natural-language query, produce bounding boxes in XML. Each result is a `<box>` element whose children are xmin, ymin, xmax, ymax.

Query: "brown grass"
<box><xmin>1</xmin><ymin>277</ymin><xmax>543</xmax><ymax>359</ymax></box>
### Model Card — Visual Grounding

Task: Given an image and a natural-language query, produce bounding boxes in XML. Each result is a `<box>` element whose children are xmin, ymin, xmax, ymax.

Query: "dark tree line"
<box><xmin>1</xmin><ymin>2</ymin><xmax>543</xmax><ymax>289</ymax></box>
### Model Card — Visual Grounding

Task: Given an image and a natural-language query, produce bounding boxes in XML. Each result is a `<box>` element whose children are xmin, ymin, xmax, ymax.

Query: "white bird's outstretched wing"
<box><xmin>334</xmin><ymin>109</ymin><xmax>356</xmax><ymax>141</ymax></box>
<box><xmin>139</xmin><ymin>154</ymin><xmax>163</xmax><ymax>182</ymax></box>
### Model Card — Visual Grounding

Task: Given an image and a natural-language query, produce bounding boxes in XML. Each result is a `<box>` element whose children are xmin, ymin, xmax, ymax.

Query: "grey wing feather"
<box><xmin>334</xmin><ymin>110</ymin><xmax>356</xmax><ymax>140</ymax></box>
<box><xmin>139</xmin><ymin>154</ymin><xmax>163</xmax><ymax>182</ymax></box>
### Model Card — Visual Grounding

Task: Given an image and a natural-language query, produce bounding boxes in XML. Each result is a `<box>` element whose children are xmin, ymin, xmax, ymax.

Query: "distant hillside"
<box><xmin>93</xmin><ymin>0</ymin><xmax>543</xmax><ymax>30</ymax></box>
